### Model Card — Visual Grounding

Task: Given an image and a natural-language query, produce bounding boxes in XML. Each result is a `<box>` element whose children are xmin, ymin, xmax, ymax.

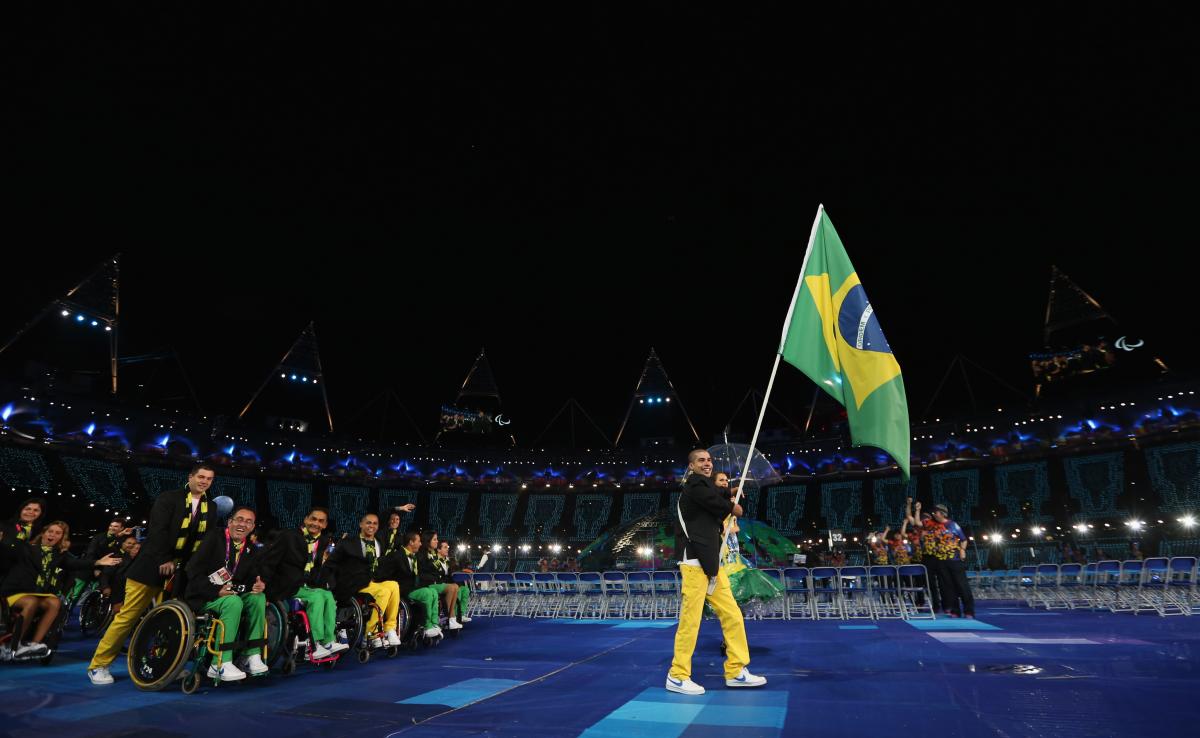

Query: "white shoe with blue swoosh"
<box><xmin>665</xmin><ymin>675</ymin><xmax>706</xmax><ymax>695</ymax></box>
<box><xmin>726</xmin><ymin>668</ymin><xmax>767</xmax><ymax>687</ymax></box>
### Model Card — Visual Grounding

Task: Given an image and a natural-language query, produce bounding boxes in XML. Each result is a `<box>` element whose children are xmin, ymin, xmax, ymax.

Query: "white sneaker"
<box><xmin>384</xmin><ymin>629</ymin><xmax>403</xmax><ymax>647</ymax></box>
<box><xmin>207</xmin><ymin>661</ymin><xmax>247</xmax><ymax>682</ymax></box>
<box><xmin>424</xmin><ymin>625</ymin><xmax>443</xmax><ymax>638</ymax></box>
<box><xmin>460</xmin><ymin>615</ymin><xmax>472</xmax><ymax>623</ymax></box>
<box><xmin>665</xmin><ymin>675</ymin><xmax>705</xmax><ymax>695</ymax></box>
<box><xmin>88</xmin><ymin>667</ymin><xmax>114</xmax><ymax>685</ymax></box>
<box><xmin>311</xmin><ymin>644</ymin><xmax>332</xmax><ymax>660</ymax></box>
<box><xmin>337</xmin><ymin>628</ymin><xmax>348</xmax><ymax>641</ymax></box>
<box><xmin>325</xmin><ymin>641</ymin><xmax>350</xmax><ymax>654</ymax></box>
<box><xmin>239</xmin><ymin>654</ymin><xmax>269</xmax><ymax>676</ymax></box>
<box><xmin>15</xmin><ymin>642</ymin><xmax>48</xmax><ymax>658</ymax></box>
<box><xmin>725</xmin><ymin>668</ymin><xmax>767</xmax><ymax>687</ymax></box>
<box><xmin>370</xmin><ymin>637</ymin><xmax>384</xmax><ymax>649</ymax></box>
<box><xmin>446</xmin><ymin>617</ymin><xmax>463</xmax><ymax>630</ymax></box>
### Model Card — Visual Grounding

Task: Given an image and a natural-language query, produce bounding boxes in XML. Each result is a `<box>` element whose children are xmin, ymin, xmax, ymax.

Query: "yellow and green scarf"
<box><xmin>174</xmin><ymin>492</ymin><xmax>208</xmax><ymax>556</ymax></box>
<box><xmin>303</xmin><ymin>530</ymin><xmax>320</xmax><ymax>573</ymax></box>
<box><xmin>35</xmin><ymin>545</ymin><xmax>56</xmax><ymax>590</ymax></box>
<box><xmin>362</xmin><ymin>537</ymin><xmax>379</xmax><ymax>574</ymax></box>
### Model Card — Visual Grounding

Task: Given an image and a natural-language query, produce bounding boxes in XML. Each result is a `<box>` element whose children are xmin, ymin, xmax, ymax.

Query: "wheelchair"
<box><xmin>398</xmin><ymin>594</ymin><xmax>464</xmax><ymax>649</ymax></box>
<box><xmin>0</xmin><ymin>595</ymin><xmax>69</xmax><ymax>666</ymax></box>
<box><xmin>64</xmin><ymin>578</ymin><xmax>99</xmax><ymax>626</ymax></box>
<box><xmin>264</xmin><ymin>598</ymin><xmax>344</xmax><ymax>675</ymax></box>
<box><xmin>127</xmin><ymin>599</ymin><xmax>270</xmax><ymax>694</ymax></box>
<box><xmin>334</xmin><ymin>592</ymin><xmax>402</xmax><ymax>663</ymax></box>
<box><xmin>78</xmin><ymin>588</ymin><xmax>114</xmax><ymax>636</ymax></box>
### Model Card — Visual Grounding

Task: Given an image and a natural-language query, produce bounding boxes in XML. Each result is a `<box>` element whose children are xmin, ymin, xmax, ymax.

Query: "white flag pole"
<box><xmin>721</xmin><ymin>204</ymin><xmax>825</xmax><ymax>546</ymax></box>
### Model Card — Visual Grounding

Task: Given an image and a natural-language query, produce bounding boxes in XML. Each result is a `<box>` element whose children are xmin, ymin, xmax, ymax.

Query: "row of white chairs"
<box><xmin>967</xmin><ymin>558</ymin><xmax>1199</xmax><ymax>616</ymax></box>
<box><xmin>781</xmin><ymin>565</ymin><xmax>935</xmax><ymax>621</ymax></box>
<box><xmin>464</xmin><ymin>571</ymin><xmax>681</xmax><ymax>619</ymax></box>
<box><xmin>460</xmin><ymin>565</ymin><xmax>938</xmax><ymax>622</ymax></box>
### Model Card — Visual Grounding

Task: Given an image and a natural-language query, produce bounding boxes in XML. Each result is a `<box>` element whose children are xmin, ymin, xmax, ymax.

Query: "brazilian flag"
<box><xmin>780</xmin><ymin>206</ymin><xmax>911</xmax><ymax>479</ymax></box>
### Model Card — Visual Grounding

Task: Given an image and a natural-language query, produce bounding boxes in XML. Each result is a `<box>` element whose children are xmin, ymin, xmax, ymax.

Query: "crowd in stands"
<box><xmin>1031</xmin><ymin>341</ymin><xmax>1117</xmax><ymax>383</ymax></box>
<box><xmin>537</xmin><ymin>557</ymin><xmax>580</xmax><ymax>573</ymax></box>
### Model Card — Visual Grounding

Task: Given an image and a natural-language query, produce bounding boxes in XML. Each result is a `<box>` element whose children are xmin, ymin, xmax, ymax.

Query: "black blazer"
<box><xmin>676</xmin><ymin>473</ymin><xmax>734</xmax><ymax>577</ymax></box>
<box><xmin>127</xmin><ymin>488</ymin><xmax>222</xmax><ymax>588</ymax></box>
<box><xmin>85</xmin><ymin>532</ymin><xmax>124</xmax><ymax>561</ymax></box>
<box><xmin>416</xmin><ymin>550</ymin><xmax>453</xmax><ymax>587</ymax></box>
<box><xmin>0</xmin><ymin>539</ymin><xmax>97</xmax><ymax>598</ymax></box>
<box><xmin>183</xmin><ymin>530</ymin><xmax>264</xmax><ymax>611</ymax></box>
<box><xmin>328</xmin><ymin>536</ymin><xmax>383</xmax><ymax>601</ymax></box>
<box><xmin>3</xmin><ymin>519</ymin><xmax>42</xmax><ymax>543</ymax></box>
<box><xmin>0</xmin><ymin>520</ymin><xmax>43</xmax><ymax>581</ymax></box>
<box><xmin>263</xmin><ymin>529</ymin><xmax>335</xmax><ymax>601</ymax></box>
<box><xmin>380</xmin><ymin>528</ymin><xmax>405</xmax><ymax>557</ymax></box>
<box><xmin>381</xmin><ymin>544</ymin><xmax>429</xmax><ymax>597</ymax></box>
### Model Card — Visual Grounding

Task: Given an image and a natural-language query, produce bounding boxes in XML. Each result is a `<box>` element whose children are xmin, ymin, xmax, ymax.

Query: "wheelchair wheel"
<box><xmin>335</xmin><ymin>598</ymin><xmax>364</xmax><ymax>651</ymax></box>
<box><xmin>355</xmin><ymin>596</ymin><xmax>384</xmax><ymax>644</ymax></box>
<box><xmin>63</xmin><ymin>582</ymin><xmax>94</xmax><ymax>618</ymax></box>
<box><xmin>264</xmin><ymin>601</ymin><xmax>289</xmax><ymax>670</ymax></box>
<box><xmin>128</xmin><ymin>601</ymin><xmax>196</xmax><ymax>691</ymax></box>
<box><xmin>401</xmin><ymin>599</ymin><xmax>429</xmax><ymax>649</ymax></box>
<box><xmin>79</xmin><ymin>591</ymin><xmax>110</xmax><ymax>636</ymax></box>
<box><xmin>396</xmin><ymin>599</ymin><xmax>412</xmax><ymax>641</ymax></box>
<box><xmin>386</xmin><ymin>645</ymin><xmax>399</xmax><ymax>658</ymax></box>
<box><xmin>181</xmin><ymin>670</ymin><xmax>202</xmax><ymax>695</ymax></box>
<box><xmin>356</xmin><ymin>647</ymin><xmax>370</xmax><ymax>664</ymax></box>
<box><xmin>281</xmin><ymin>657</ymin><xmax>296</xmax><ymax>676</ymax></box>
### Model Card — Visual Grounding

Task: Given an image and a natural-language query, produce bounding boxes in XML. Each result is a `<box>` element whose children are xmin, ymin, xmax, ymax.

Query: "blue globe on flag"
<box><xmin>838</xmin><ymin>284</ymin><xmax>892</xmax><ymax>354</ymax></box>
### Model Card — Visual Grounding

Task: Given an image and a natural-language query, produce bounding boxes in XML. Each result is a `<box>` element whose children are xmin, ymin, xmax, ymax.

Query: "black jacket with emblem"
<box><xmin>126</xmin><ymin>487</ymin><xmax>221</xmax><ymax>589</ymax></box>
<box><xmin>676</xmin><ymin>473</ymin><xmax>735</xmax><ymax>577</ymax></box>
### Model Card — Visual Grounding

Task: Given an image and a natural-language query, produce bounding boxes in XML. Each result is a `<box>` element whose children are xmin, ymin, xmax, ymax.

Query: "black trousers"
<box><xmin>944</xmin><ymin>560</ymin><xmax>975</xmax><ymax>616</ymax></box>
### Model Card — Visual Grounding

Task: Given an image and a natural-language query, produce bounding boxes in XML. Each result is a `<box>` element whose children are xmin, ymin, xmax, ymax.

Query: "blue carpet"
<box><xmin>398</xmin><ymin>677</ymin><xmax>525</xmax><ymax>707</ymax></box>
<box><xmin>905</xmin><ymin>617</ymin><xmax>1001</xmax><ymax>630</ymax></box>
<box><xmin>2</xmin><ymin>602</ymin><xmax>1198</xmax><ymax>737</ymax></box>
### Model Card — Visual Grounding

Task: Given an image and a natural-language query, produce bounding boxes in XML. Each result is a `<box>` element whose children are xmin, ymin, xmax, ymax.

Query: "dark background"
<box><xmin>4</xmin><ymin>2</ymin><xmax>1194</xmax><ymax>444</ymax></box>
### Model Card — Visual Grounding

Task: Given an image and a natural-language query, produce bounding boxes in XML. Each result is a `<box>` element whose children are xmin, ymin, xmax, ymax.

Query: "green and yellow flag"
<box><xmin>780</xmin><ymin>206</ymin><xmax>910</xmax><ymax>479</ymax></box>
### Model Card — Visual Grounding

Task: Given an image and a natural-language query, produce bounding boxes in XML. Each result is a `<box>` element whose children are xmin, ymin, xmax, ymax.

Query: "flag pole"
<box><xmin>721</xmin><ymin>205</ymin><xmax>825</xmax><ymax>549</ymax></box>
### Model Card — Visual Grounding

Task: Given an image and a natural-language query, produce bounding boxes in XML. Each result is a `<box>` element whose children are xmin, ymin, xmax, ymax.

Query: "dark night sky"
<box><xmin>3</xmin><ymin>3</ymin><xmax>1195</xmax><ymax>444</ymax></box>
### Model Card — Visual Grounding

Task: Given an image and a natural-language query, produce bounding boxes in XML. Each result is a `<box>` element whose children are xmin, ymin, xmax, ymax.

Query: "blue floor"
<box><xmin>2</xmin><ymin>602</ymin><xmax>1199</xmax><ymax>737</ymax></box>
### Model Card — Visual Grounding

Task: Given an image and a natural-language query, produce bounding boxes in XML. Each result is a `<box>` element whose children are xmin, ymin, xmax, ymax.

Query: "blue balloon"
<box><xmin>213</xmin><ymin>495</ymin><xmax>235</xmax><ymax>518</ymax></box>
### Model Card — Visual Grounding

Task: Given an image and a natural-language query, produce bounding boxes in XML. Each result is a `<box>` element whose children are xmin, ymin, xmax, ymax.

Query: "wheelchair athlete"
<box><xmin>80</xmin><ymin>535</ymin><xmax>141</xmax><ymax>636</ymax></box>
<box><xmin>263</xmin><ymin>506</ymin><xmax>349</xmax><ymax>662</ymax></box>
<box><xmin>2</xmin><ymin>520</ymin><xmax>120</xmax><ymax>659</ymax></box>
<box><xmin>66</xmin><ymin>518</ymin><xmax>132</xmax><ymax>605</ymax></box>
<box><xmin>377</xmin><ymin>531</ymin><xmax>442</xmax><ymax>641</ymax></box>
<box><xmin>435</xmin><ymin>539</ymin><xmax>471</xmax><ymax>624</ymax></box>
<box><xmin>182</xmin><ymin>506</ymin><xmax>270</xmax><ymax>682</ymax></box>
<box><xmin>418</xmin><ymin>532</ymin><xmax>462</xmax><ymax>632</ymax></box>
<box><xmin>328</xmin><ymin>513</ymin><xmax>403</xmax><ymax>649</ymax></box>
